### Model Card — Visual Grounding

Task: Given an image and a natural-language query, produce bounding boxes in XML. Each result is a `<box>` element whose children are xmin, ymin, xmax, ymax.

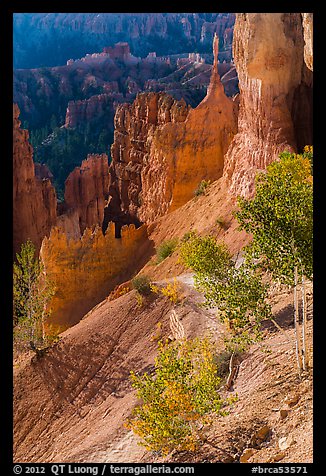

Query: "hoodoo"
<box><xmin>223</xmin><ymin>13</ymin><xmax>313</xmax><ymax>197</ymax></box>
<box><xmin>105</xmin><ymin>33</ymin><xmax>238</xmax><ymax>227</ymax></box>
<box><xmin>13</xmin><ymin>104</ymin><xmax>57</xmax><ymax>256</ymax></box>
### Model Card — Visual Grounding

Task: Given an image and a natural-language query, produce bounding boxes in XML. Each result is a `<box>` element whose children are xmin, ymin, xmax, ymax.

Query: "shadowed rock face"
<box><xmin>105</xmin><ymin>34</ymin><xmax>238</xmax><ymax>228</ymax></box>
<box><xmin>13</xmin><ymin>104</ymin><xmax>57</xmax><ymax>256</ymax></box>
<box><xmin>104</xmin><ymin>92</ymin><xmax>190</xmax><ymax>232</ymax></box>
<box><xmin>223</xmin><ymin>13</ymin><xmax>313</xmax><ymax>197</ymax></box>
<box><xmin>63</xmin><ymin>154</ymin><xmax>110</xmax><ymax>235</ymax></box>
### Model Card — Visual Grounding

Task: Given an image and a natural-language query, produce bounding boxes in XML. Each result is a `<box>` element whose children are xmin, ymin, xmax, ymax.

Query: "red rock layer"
<box><xmin>13</xmin><ymin>104</ymin><xmax>57</xmax><ymax>256</ymax></box>
<box><xmin>106</xmin><ymin>34</ymin><xmax>238</xmax><ymax>227</ymax></box>
<box><xmin>223</xmin><ymin>13</ymin><xmax>313</xmax><ymax>197</ymax></box>
<box><xmin>64</xmin><ymin>154</ymin><xmax>110</xmax><ymax>234</ymax></box>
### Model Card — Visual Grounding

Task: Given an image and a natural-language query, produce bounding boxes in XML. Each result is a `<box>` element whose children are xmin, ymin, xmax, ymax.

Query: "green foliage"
<box><xmin>194</xmin><ymin>179</ymin><xmax>211</xmax><ymax>197</ymax></box>
<box><xmin>131</xmin><ymin>275</ymin><xmax>152</xmax><ymax>296</ymax></box>
<box><xmin>33</xmin><ymin>125</ymin><xmax>113</xmax><ymax>198</ymax></box>
<box><xmin>178</xmin><ymin>232</ymin><xmax>233</xmax><ymax>278</ymax></box>
<box><xmin>156</xmin><ymin>238</ymin><xmax>178</xmax><ymax>264</ymax></box>
<box><xmin>235</xmin><ymin>148</ymin><xmax>313</xmax><ymax>285</ymax></box>
<box><xmin>179</xmin><ymin>233</ymin><xmax>271</xmax><ymax>345</ymax></box>
<box><xmin>126</xmin><ymin>337</ymin><xmax>227</xmax><ymax>455</ymax></box>
<box><xmin>13</xmin><ymin>240</ymin><xmax>56</xmax><ymax>351</ymax></box>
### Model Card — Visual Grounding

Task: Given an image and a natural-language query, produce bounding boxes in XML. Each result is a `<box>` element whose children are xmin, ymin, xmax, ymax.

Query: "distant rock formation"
<box><xmin>13</xmin><ymin>104</ymin><xmax>57</xmax><ymax>256</ymax></box>
<box><xmin>106</xmin><ymin>33</ymin><xmax>238</xmax><ymax>227</ymax></box>
<box><xmin>14</xmin><ymin>13</ymin><xmax>236</xmax><ymax>69</ymax></box>
<box><xmin>34</xmin><ymin>163</ymin><xmax>53</xmax><ymax>181</ymax></box>
<box><xmin>40</xmin><ymin>223</ymin><xmax>152</xmax><ymax>328</ymax></box>
<box><xmin>223</xmin><ymin>13</ymin><xmax>313</xmax><ymax>197</ymax></box>
<box><xmin>103</xmin><ymin>42</ymin><xmax>131</xmax><ymax>60</ymax></box>
<box><xmin>63</xmin><ymin>154</ymin><xmax>110</xmax><ymax>234</ymax></box>
<box><xmin>64</xmin><ymin>94</ymin><xmax>123</xmax><ymax>129</ymax></box>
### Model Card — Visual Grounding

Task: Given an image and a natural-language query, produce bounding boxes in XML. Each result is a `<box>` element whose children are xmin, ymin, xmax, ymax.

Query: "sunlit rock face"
<box><xmin>105</xmin><ymin>34</ymin><xmax>238</xmax><ymax>228</ymax></box>
<box><xmin>40</xmin><ymin>223</ymin><xmax>152</xmax><ymax>329</ymax></box>
<box><xmin>223</xmin><ymin>13</ymin><xmax>313</xmax><ymax>197</ymax></box>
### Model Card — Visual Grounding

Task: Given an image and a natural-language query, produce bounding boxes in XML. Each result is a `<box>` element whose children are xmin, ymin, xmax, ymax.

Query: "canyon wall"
<box><xmin>63</xmin><ymin>154</ymin><xmax>110</xmax><ymax>234</ymax></box>
<box><xmin>223</xmin><ymin>13</ymin><xmax>313</xmax><ymax>197</ymax></box>
<box><xmin>41</xmin><ymin>223</ymin><xmax>153</xmax><ymax>329</ymax></box>
<box><xmin>13</xmin><ymin>104</ymin><xmax>57</xmax><ymax>256</ymax></box>
<box><xmin>106</xmin><ymin>34</ymin><xmax>238</xmax><ymax>227</ymax></box>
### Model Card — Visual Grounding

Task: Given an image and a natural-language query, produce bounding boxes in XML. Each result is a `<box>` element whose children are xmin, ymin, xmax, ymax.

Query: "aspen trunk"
<box><xmin>301</xmin><ymin>274</ymin><xmax>308</xmax><ymax>370</ymax></box>
<box><xmin>294</xmin><ymin>265</ymin><xmax>303</xmax><ymax>375</ymax></box>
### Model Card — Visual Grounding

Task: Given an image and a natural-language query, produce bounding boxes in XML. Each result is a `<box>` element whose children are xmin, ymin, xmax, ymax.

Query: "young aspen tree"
<box><xmin>235</xmin><ymin>147</ymin><xmax>313</xmax><ymax>374</ymax></box>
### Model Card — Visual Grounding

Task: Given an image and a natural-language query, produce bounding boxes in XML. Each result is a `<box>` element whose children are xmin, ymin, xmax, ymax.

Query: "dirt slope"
<box><xmin>140</xmin><ymin>177</ymin><xmax>250</xmax><ymax>281</ymax></box>
<box><xmin>14</xmin><ymin>275</ymin><xmax>312</xmax><ymax>463</ymax></box>
<box><xmin>14</xmin><ymin>277</ymin><xmax>225</xmax><ymax>463</ymax></box>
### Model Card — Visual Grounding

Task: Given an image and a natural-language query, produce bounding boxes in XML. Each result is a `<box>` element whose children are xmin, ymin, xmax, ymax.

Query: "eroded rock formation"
<box><xmin>64</xmin><ymin>154</ymin><xmax>110</xmax><ymax>234</ymax></box>
<box><xmin>105</xmin><ymin>93</ymin><xmax>190</xmax><ymax>230</ymax></box>
<box><xmin>223</xmin><ymin>13</ymin><xmax>313</xmax><ymax>197</ymax></box>
<box><xmin>302</xmin><ymin>13</ymin><xmax>313</xmax><ymax>71</ymax></box>
<box><xmin>65</xmin><ymin>94</ymin><xmax>123</xmax><ymax>129</ymax></box>
<box><xmin>13</xmin><ymin>104</ymin><xmax>57</xmax><ymax>256</ymax></box>
<box><xmin>106</xmin><ymin>34</ymin><xmax>238</xmax><ymax>227</ymax></box>
<box><xmin>41</xmin><ymin>223</ymin><xmax>152</xmax><ymax>329</ymax></box>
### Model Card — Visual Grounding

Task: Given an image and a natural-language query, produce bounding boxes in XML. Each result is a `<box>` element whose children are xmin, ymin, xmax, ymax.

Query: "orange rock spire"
<box><xmin>206</xmin><ymin>32</ymin><xmax>224</xmax><ymax>96</ymax></box>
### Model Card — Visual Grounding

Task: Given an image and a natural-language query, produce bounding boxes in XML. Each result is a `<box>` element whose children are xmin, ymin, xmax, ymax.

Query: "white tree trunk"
<box><xmin>301</xmin><ymin>274</ymin><xmax>308</xmax><ymax>371</ymax></box>
<box><xmin>294</xmin><ymin>266</ymin><xmax>303</xmax><ymax>375</ymax></box>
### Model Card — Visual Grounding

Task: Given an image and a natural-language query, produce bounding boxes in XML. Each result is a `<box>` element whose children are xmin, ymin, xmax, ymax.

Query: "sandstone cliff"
<box><xmin>13</xmin><ymin>104</ymin><xmax>57</xmax><ymax>256</ymax></box>
<box><xmin>223</xmin><ymin>13</ymin><xmax>313</xmax><ymax>197</ymax></box>
<box><xmin>40</xmin><ymin>223</ymin><xmax>153</xmax><ymax>329</ymax></box>
<box><xmin>106</xmin><ymin>34</ymin><xmax>238</xmax><ymax>227</ymax></box>
<box><xmin>63</xmin><ymin>154</ymin><xmax>110</xmax><ymax>234</ymax></box>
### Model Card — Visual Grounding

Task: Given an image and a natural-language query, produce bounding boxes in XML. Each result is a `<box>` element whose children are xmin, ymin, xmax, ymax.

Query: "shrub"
<box><xmin>156</xmin><ymin>238</ymin><xmax>178</xmax><ymax>264</ymax></box>
<box><xmin>135</xmin><ymin>293</ymin><xmax>144</xmax><ymax>308</ymax></box>
<box><xmin>179</xmin><ymin>232</ymin><xmax>272</xmax><ymax>347</ymax></box>
<box><xmin>150</xmin><ymin>278</ymin><xmax>181</xmax><ymax>304</ymax></box>
<box><xmin>131</xmin><ymin>275</ymin><xmax>152</xmax><ymax>296</ymax></box>
<box><xmin>194</xmin><ymin>179</ymin><xmax>211</xmax><ymax>196</ymax></box>
<box><xmin>178</xmin><ymin>232</ymin><xmax>233</xmax><ymax>278</ymax></box>
<box><xmin>126</xmin><ymin>337</ymin><xmax>228</xmax><ymax>455</ymax></box>
<box><xmin>181</xmin><ymin>230</ymin><xmax>197</xmax><ymax>243</ymax></box>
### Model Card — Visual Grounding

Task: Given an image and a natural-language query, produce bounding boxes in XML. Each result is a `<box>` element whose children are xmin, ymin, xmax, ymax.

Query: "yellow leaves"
<box><xmin>127</xmin><ymin>336</ymin><xmax>228</xmax><ymax>455</ymax></box>
<box><xmin>135</xmin><ymin>292</ymin><xmax>144</xmax><ymax>307</ymax></box>
<box><xmin>150</xmin><ymin>278</ymin><xmax>181</xmax><ymax>303</ymax></box>
<box><xmin>303</xmin><ymin>145</ymin><xmax>313</xmax><ymax>154</ymax></box>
